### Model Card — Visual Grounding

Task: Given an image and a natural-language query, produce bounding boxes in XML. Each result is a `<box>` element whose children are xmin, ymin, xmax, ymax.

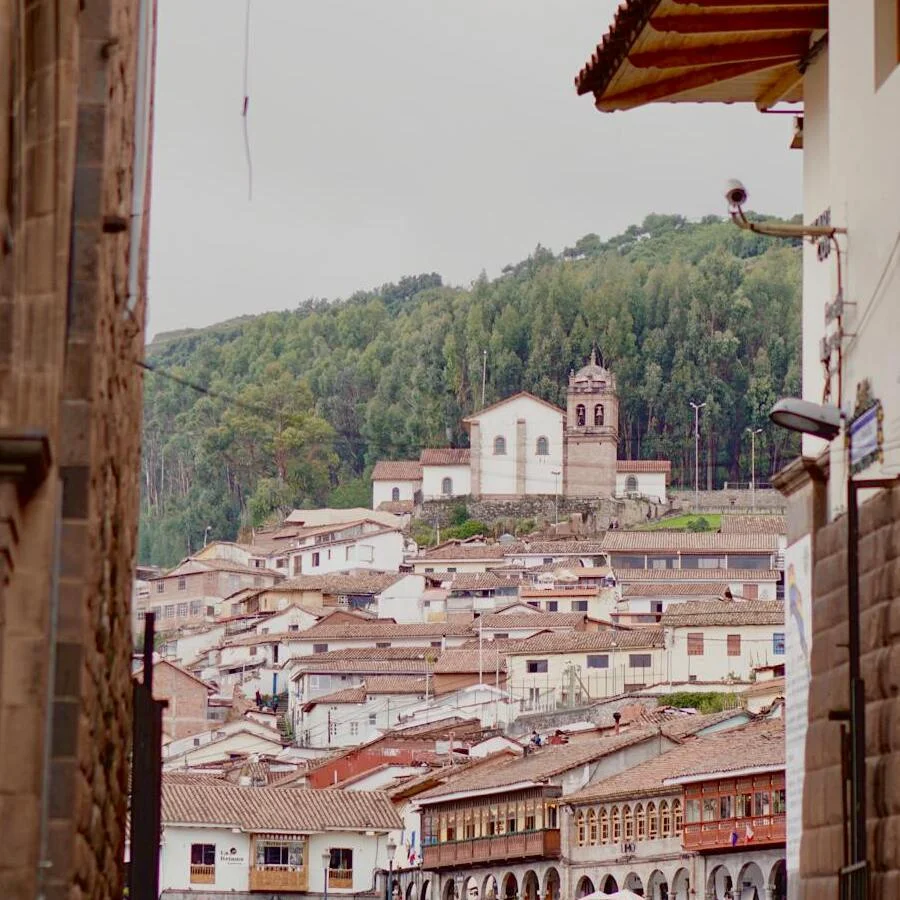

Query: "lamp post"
<box><xmin>745</xmin><ymin>427</ymin><xmax>762</xmax><ymax>509</ymax></box>
<box><xmin>386</xmin><ymin>838</ymin><xmax>397</xmax><ymax>900</ymax></box>
<box><xmin>322</xmin><ymin>849</ymin><xmax>331</xmax><ymax>900</ymax></box>
<box><xmin>551</xmin><ymin>469</ymin><xmax>561</xmax><ymax>525</ymax></box>
<box><xmin>689</xmin><ymin>401</ymin><xmax>706</xmax><ymax>508</ymax></box>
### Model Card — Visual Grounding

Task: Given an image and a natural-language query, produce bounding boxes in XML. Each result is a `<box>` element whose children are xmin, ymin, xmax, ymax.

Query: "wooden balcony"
<box><xmin>189</xmin><ymin>864</ymin><xmax>215</xmax><ymax>884</ymax></box>
<box><xmin>423</xmin><ymin>829</ymin><xmax>561</xmax><ymax>870</ymax></box>
<box><xmin>328</xmin><ymin>868</ymin><xmax>354</xmax><ymax>889</ymax></box>
<box><xmin>249</xmin><ymin>865</ymin><xmax>307</xmax><ymax>891</ymax></box>
<box><xmin>682</xmin><ymin>814</ymin><xmax>786</xmax><ymax>851</ymax></box>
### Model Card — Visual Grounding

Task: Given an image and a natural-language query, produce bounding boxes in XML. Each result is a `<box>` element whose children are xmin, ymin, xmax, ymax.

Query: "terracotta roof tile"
<box><xmin>616</xmin><ymin>460</ymin><xmax>672</xmax><ymax>473</ymax></box>
<box><xmin>432</xmin><ymin>647</ymin><xmax>505</xmax><ymax>674</ymax></box>
<box><xmin>615</xmin><ymin>568</ymin><xmax>779</xmax><ymax>583</ymax></box>
<box><xmin>741</xmin><ymin>677</ymin><xmax>786</xmax><ymax>698</ymax></box>
<box><xmin>660</xmin><ymin>600</ymin><xmax>784</xmax><ymax>627</ymax></box>
<box><xmin>418</xmin><ymin>728</ymin><xmax>657</xmax><ymax>801</ymax></box>
<box><xmin>296</xmin><ymin>620</ymin><xmax>474</xmax><ymax>640</ymax></box>
<box><xmin>514</xmin><ymin>541</ymin><xmax>607</xmax><ymax>556</ymax></box>
<box><xmin>602</xmin><ymin>532</ymin><xmax>778</xmax><ymax>552</ymax></box>
<box><xmin>419</xmin><ymin>448</ymin><xmax>471</xmax><ymax>466</ymax></box>
<box><xmin>162</xmin><ymin>781</ymin><xmax>402</xmax><ymax>831</ymax></box>
<box><xmin>478</xmin><ymin>612</ymin><xmax>588</xmax><ymax>629</ymax></box>
<box><xmin>506</xmin><ymin>629</ymin><xmax>664</xmax><ymax>654</ymax></box>
<box><xmin>568</xmin><ymin>719</ymin><xmax>784</xmax><ymax>805</ymax></box>
<box><xmin>272</xmin><ymin>572</ymin><xmax>405</xmax><ymax>594</ymax></box>
<box><xmin>720</xmin><ymin>515</ymin><xmax>787</xmax><ymax>535</ymax></box>
<box><xmin>372</xmin><ymin>460</ymin><xmax>423</xmax><ymax>481</ymax></box>
<box><xmin>623</xmin><ymin>583</ymin><xmax>729</xmax><ymax>598</ymax></box>
<box><xmin>420</xmin><ymin>542</ymin><xmax>512</xmax><ymax>561</ymax></box>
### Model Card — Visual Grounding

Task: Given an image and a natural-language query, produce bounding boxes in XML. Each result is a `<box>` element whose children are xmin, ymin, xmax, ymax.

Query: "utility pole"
<box><xmin>746</xmin><ymin>427</ymin><xmax>762</xmax><ymax>509</ymax></box>
<box><xmin>481</xmin><ymin>349</ymin><xmax>488</xmax><ymax>409</ymax></box>
<box><xmin>551</xmin><ymin>469</ymin><xmax>561</xmax><ymax>525</ymax></box>
<box><xmin>689</xmin><ymin>401</ymin><xmax>706</xmax><ymax>509</ymax></box>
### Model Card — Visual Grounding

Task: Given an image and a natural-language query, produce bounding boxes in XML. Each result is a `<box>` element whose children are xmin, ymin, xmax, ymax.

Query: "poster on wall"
<box><xmin>784</xmin><ymin>534</ymin><xmax>812</xmax><ymax>898</ymax></box>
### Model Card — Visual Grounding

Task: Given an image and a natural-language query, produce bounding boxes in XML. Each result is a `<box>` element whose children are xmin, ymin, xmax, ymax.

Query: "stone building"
<box><xmin>0</xmin><ymin>2</ymin><xmax>156</xmax><ymax>898</ymax></box>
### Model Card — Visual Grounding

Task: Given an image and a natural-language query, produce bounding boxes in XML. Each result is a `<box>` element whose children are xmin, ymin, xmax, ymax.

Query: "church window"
<box><xmin>391</xmin><ymin>487</ymin><xmax>400</xmax><ymax>502</ymax></box>
<box><xmin>441</xmin><ymin>477</ymin><xmax>453</xmax><ymax>495</ymax></box>
<box><xmin>576</xmin><ymin>405</ymin><xmax>586</xmax><ymax>426</ymax></box>
<box><xmin>625</xmin><ymin>475</ymin><xmax>638</xmax><ymax>493</ymax></box>
<box><xmin>493</xmin><ymin>436</ymin><xmax>507</xmax><ymax>455</ymax></box>
<box><xmin>535</xmin><ymin>436</ymin><xmax>549</xmax><ymax>456</ymax></box>
<box><xmin>594</xmin><ymin>404</ymin><xmax>604</xmax><ymax>426</ymax></box>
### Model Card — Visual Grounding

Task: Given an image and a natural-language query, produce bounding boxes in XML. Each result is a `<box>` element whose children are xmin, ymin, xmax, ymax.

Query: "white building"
<box><xmin>158</xmin><ymin>780</ymin><xmax>401</xmax><ymax>897</ymax></box>
<box><xmin>420</xmin><ymin>448</ymin><xmax>472</xmax><ymax>499</ymax></box>
<box><xmin>661</xmin><ymin>600</ymin><xmax>786</xmax><ymax>685</ymax></box>
<box><xmin>372</xmin><ymin>460</ymin><xmax>422</xmax><ymax>508</ymax></box>
<box><xmin>277</xmin><ymin>520</ymin><xmax>405</xmax><ymax>577</ymax></box>
<box><xmin>376</xmin><ymin>574</ymin><xmax>429</xmax><ymax>623</ymax></box>
<box><xmin>615</xmin><ymin>461</ymin><xmax>671</xmax><ymax>504</ymax></box>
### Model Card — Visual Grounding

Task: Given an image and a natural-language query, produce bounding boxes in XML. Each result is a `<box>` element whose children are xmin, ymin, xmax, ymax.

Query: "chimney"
<box><xmin>613</xmin><ymin>711</ymin><xmax>621</xmax><ymax>735</ymax></box>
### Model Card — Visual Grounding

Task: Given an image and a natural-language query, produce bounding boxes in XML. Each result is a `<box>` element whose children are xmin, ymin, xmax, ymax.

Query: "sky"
<box><xmin>147</xmin><ymin>0</ymin><xmax>802</xmax><ymax>338</ymax></box>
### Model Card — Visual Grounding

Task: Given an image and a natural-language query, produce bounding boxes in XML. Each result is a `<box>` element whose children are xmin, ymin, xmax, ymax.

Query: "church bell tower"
<box><xmin>564</xmin><ymin>349</ymin><xmax>619</xmax><ymax>497</ymax></box>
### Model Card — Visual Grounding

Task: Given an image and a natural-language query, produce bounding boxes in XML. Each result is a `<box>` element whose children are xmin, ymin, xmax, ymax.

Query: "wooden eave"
<box><xmin>575</xmin><ymin>0</ymin><xmax>827</xmax><ymax>113</ymax></box>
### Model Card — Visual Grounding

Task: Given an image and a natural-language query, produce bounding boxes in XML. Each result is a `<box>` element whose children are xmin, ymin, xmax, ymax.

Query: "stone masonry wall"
<box><xmin>799</xmin><ymin>486</ymin><xmax>900</xmax><ymax>900</ymax></box>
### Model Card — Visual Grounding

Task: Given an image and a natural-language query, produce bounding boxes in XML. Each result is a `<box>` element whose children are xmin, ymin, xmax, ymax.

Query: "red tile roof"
<box><xmin>623</xmin><ymin>582</ymin><xmax>729</xmax><ymax>598</ymax></box>
<box><xmin>720</xmin><ymin>514</ymin><xmax>787</xmax><ymax>535</ymax></box>
<box><xmin>616</xmin><ymin>460</ymin><xmax>672</xmax><ymax>473</ymax></box>
<box><xmin>372</xmin><ymin>460</ymin><xmax>423</xmax><ymax>481</ymax></box>
<box><xmin>295</xmin><ymin>620</ymin><xmax>473</xmax><ymax>640</ymax></box>
<box><xmin>162</xmin><ymin>781</ymin><xmax>402</xmax><ymax>831</ymax></box>
<box><xmin>432</xmin><ymin>647</ymin><xmax>506</xmax><ymax>675</ymax></box>
<box><xmin>602</xmin><ymin>532</ymin><xmax>777</xmax><ymax>552</ymax></box>
<box><xmin>419</xmin><ymin>448</ymin><xmax>471</xmax><ymax>466</ymax></box>
<box><xmin>615</xmin><ymin>568</ymin><xmax>779</xmax><ymax>583</ymax></box>
<box><xmin>506</xmin><ymin>629</ymin><xmax>664</xmax><ymax>654</ymax></box>
<box><xmin>660</xmin><ymin>600</ymin><xmax>784</xmax><ymax>627</ymax></box>
<box><xmin>477</xmin><ymin>612</ymin><xmax>588</xmax><ymax>629</ymax></box>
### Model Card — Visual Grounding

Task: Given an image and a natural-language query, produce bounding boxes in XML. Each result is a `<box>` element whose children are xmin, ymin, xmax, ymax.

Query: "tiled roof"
<box><xmin>160</xmin><ymin>557</ymin><xmax>282</xmax><ymax>579</ymax></box>
<box><xmin>419</xmin><ymin>448</ymin><xmax>471</xmax><ymax>466</ymax></box>
<box><xmin>614</xmin><ymin>568</ymin><xmax>779</xmax><ymax>583</ymax></box>
<box><xmin>418</xmin><ymin>728</ymin><xmax>656</xmax><ymax>801</ymax></box>
<box><xmin>372</xmin><ymin>460</ymin><xmax>423</xmax><ymax>481</ymax></box>
<box><xmin>720</xmin><ymin>515</ymin><xmax>787</xmax><ymax>535</ymax></box>
<box><xmin>616</xmin><ymin>460</ymin><xmax>672</xmax><ymax>473</ymax></box>
<box><xmin>295</xmin><ymin>620</ymin><xmax>474</xmax><ymax>640</ymax></box>
<box><xmin>660</xmin><ymin>600</ymin><xmax>785</xmax><ymax>627</ymax></box>
<box><xmin>623</xmin><ymin>583</ymin><xmax>729</xmax><ymax>598</ymax></box>
<box><xmin>286</xmin><ymin>647</ymin><xmax>434</xmax><ymax>676</ymax></box>
<box><xmin>657</xmin><ymin>708</ymin><xmax>750</xmax><ymax>738</ymax></box>
<box><xmin>271</xmin><ymin>572</ymin><xmax>405</xmax><ymax>594</ymax></box>
<box><xmin>568</xmin><ymin>719</ymin><xmax>784</xmax><ymax>805</ymax></box>
<box><xmin>602</xmin><ymin>532</ymin><xmax>778</xmax><ymax>552</ymax></box>
<box><xmin>514</xmin><ymin>541</ymin><xmax>606</xmax><ymax>556</ymax></box>
<box><xmin>506</xmin><ymin>629</ymin><xmax>664</xmax><ymax>654</ymax></box>
<box><xmin>162</xmin><ymin>781</ymin><xmax>402</xmax><ymax>831</ymax></box>
<box><xmin>445</xmin><ymin>572</ymin><xmax>522</xmax><ymax>590</ymax></box>
<box><xmin>478</xmin><ymin>612</ymin><xmax>587</xmax><ymax>629</ymax></box>
<box><xmin>432</xmin><ymin>647</ymin><xmax>505</xmax><ymax>675</ymax></box>
<box><xmin>420</xmin><ymin>542</ymin><xmax>512</xmax><ymax>561</ymax></box>
<box><xmin>741</xmin><ymin>677</ymin><xmax>786</xmax><ymax>698</ymax></box>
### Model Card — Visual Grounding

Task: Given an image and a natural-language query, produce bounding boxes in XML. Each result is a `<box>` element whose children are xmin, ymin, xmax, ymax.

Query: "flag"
<box><xmin>745</xmin><ymin>822</ymin><xmax>755</xmax><ymax>843</ymax></box>
<box><xmin>730</xmin><ymin>830</ymin><xmax>739</xmax><ymax>847</ymax></box>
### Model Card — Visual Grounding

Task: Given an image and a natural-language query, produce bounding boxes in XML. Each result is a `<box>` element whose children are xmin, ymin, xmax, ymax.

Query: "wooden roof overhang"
<box><xmin>575</xmin><ymin>0</ymin><xmax>828</xmax><ymax>113</ymax></box>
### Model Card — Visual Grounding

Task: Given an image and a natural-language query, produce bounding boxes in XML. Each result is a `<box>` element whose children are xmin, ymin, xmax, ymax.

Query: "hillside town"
<box><xmin>3</xmin><ymin>2</ymin><xmax>900</xmax><ymax>900</ymax></box>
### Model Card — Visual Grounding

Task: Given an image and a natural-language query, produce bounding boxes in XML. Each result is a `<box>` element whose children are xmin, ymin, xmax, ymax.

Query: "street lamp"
<box><xmin>551</xmin><ymin>470</ymin><xmax>561</xmax><ymax>525</ymax></box>
<box><xmin>689</xmin><ymin>401</ymin><xmax>706</xmax><ymax>507</ymax></box>
<box><xmin>322</xmin><ymin>849</ymin><xmax>331</xmax><ymax>900</ymax></box>
<box><xmin>745</xmin><ymin>427</ymin><xmax>763</xmax><ymax>509</ymax></box>
<box><xmin>385</xmin><ymin>838</ymin><xmax>397</xmax><ymax>900</ymax></box>
<box><xmin>769</xmin><ymin>396</ymin><xmax>897</xmax><ymax>898</ymax></box>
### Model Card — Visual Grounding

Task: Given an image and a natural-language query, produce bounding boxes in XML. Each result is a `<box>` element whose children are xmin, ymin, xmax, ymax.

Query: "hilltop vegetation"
<box><xmin>140</xmin><ymin>213</ymin><xmax>801</xmax><ymax>566</ymax></box>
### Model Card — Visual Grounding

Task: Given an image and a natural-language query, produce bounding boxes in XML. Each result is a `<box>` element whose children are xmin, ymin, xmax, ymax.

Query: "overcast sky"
<box><xmin>147</xmin><ymin>0</ymin><xmax>801</xmax><ymax>338</ymax></box>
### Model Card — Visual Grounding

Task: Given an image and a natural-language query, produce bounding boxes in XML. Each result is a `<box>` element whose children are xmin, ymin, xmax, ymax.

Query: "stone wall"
<box><xmin>419</xmin><ymin>496</ymin><xmax>635</xmax><ymax>530</ymax></box>
<box><xmin>800</xmin><ymin>485</ymin><xmax>900</xmax><ymax>900</ymax></box>
<box><xmin>670</xmin><ymin>488</ymin><xmax>787</xmax><ymax>514</ymax></box>
<box><xmin>0</xmin><ymin>2</ymin><xmax>153</xmax><ymax>898</ymax></box>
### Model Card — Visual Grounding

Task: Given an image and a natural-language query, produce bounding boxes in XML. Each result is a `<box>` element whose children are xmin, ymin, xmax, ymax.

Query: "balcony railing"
<box><xmin>328</xmin><ymin>868</ymin><xmax>354</xmax><ymax>889</ymax></box>
<box><xmin>249</xmin><ymin>865</ymin><xmax>306</xmax><ymax>891</ymax></box>
<box><xmin>422</xmin><ymin>829</ymin><xmax>561</xmax><ymax>870</ymax></box>
<box><xmin>682</xmin><ymin>814</ymin><xmax>786</xmax><ymax>851</ymax></box>
<box><xmin>189</xmin><ymin>864</ymin><xmax>215</xmax><ymax>884</ymax></box>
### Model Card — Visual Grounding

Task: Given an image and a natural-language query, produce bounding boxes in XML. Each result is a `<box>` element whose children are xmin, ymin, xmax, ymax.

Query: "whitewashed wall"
<box><xmin>421</xmin><ymin>464</ymin><xmax>471</xmax><ymax>499</ymax></box>
<box><xmin>615</xmin><ymin>471</ymin><xmax>667</xmax><ymax>502</ymax></box>
<box><xmin>160</xmin><ymin>826</ymin><xmax>251</xmax><ymax>893</ymax></box>
<box><xmin>666</xmin><ymin>622</ymin><xmax>786</xmax><ymax>683</ymax></box>
<box><xmin>373</xmin><ymin>478</ymin><xmax>420</xmax><ymax>507</ymax></box>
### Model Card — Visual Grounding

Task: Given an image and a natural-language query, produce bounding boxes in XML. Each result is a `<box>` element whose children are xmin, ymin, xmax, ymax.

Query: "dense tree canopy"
<box><xmin>140</xmin><ymin>214</ymin><xmax>800</xmax><ymax>566</ymax></box>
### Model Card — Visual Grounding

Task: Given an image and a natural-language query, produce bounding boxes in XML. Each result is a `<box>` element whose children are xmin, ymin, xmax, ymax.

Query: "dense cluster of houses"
<box><xmin>134</xmin><ymin>503</ymin><xmax>788</xmax><ymax>899</ymax></box>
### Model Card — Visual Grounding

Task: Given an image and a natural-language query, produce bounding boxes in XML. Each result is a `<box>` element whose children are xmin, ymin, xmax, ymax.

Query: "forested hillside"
<box><xmin>140</xmin><ymin>214</ymin><xmax>801</xmax><ymax>566</ymax></box>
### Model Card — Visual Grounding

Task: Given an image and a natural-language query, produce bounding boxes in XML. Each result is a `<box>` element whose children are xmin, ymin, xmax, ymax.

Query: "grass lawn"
<box><xmin>635</xmin><ymin>513</ymin><xmax>722</xmax><ymax>532</ymax></box>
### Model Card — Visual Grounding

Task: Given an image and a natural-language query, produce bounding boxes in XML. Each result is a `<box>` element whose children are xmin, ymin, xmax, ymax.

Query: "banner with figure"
<box><xmin>785</xmin><ymin>535</ymin><xmax>812</xmax><ymax>899</ymax></box>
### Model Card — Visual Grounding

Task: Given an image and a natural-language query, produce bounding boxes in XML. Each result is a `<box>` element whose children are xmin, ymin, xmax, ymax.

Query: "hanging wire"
<box><xmin>242</xmin><ymin>0</ymin><xmax>254</xmax><ymax>201</ymax></box>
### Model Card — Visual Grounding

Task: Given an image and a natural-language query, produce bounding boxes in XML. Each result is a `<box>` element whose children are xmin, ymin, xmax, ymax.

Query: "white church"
<box><xmin>372</xmin><ymin>353</ymin><xmax>670</xmax><ymax>507</ymax></box>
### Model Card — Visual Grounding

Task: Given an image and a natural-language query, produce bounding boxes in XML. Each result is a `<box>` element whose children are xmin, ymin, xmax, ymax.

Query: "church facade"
<box><xmin>371</xmin><ymin>354</ymin><xmax>670</xmax><ymax>507</ymax></box>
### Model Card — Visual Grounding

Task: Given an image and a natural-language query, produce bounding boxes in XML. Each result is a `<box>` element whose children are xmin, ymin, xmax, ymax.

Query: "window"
<box><xmin>535</xmin><ymin>436</ymin><xmax>549</xmax><ymax>456</ymax></box>
<box><xmin>685</xmin><ymin>799</ymin><xmax>701</xmax><ymax>824</ymax></box>
<box><xmin>611</xmin><ymin>806</ymin><xmax>621</xmax><ymax>842</ymax></box>
<box><xmin>249</xmin><ymin>646</ymin><xmax>257</xmax><ymax>656</ymax></box>
<box><xmin>546</xmin><ymin>601</ymin><xmax>558</xmax><ymax>612</ymax></box>
<box><xmin>576</xmin><ymin>404</ymin><xmax>586</xmax><ymax>426</ymax></box>
<box><xmin>350</xmin><ymin>721</ymin><xmax>359</xmax><ymax>736</ymax></box>
<box><xmin>673</xmin><ymin>799</ymin><xmax>683</xmax><ymax>835</ymax></box>
<box><xmin>773</xmin><ymin>632</ymin><xmax>785</xmax><ymax>655</ymax></box>
<box><xmin>313</xmin><ymin>643</ymin><xmax>328</xmax><ymax>654</ymax></box>
<box><xmin>493</xmin><ymin>633</ymin><xmax>509</xmax><ymax>640</ymax></box>
<box><xmin>190</xmin><ymin>843</ymin><xmax>215</xmax><ymax>882</ymax></box>
<box><xmin>594</xmin><ymin>404</ymin><xmax>604</xmax><ymax>426</ymax></box>
<box><xmin>293</xmin><ymin>557</ymin><xmax>302</xmax><ymax>575</ymax></box>
<box><xmin>651</xmin><ymin>801</ymin><xmax>661</xmax><ymax>839</ymax></box>
<box><xmin>772</xmin><ymin>787</ymin><xmax>786</xmax><ymax>814</ymax></box>
<box><xmin>586</xmin><ymin>654</ymin><xmax>609</xmax><ymax>669</ymax></box>
<box><xmin>493</xmin><ymin>435</ymin><xmax>507</xmax><ymax>455</ymax></box>
<box><xmin>571</xmin><ymin>600</ymin><xmax>588</xmax><ymax>612</ymax></box>
<box><xmin>275</xmin><ymin>557</ymin><xmax>287</xmax><ymax>569</ymax></box>
<box><xmin>312</xmin><ymin>552</ymin><xmax>320</xmax><ymax>567</ymax></box>
<box><xmin>635</xmin><ymin>804</ymin><xmax>645</xmax><ymax>840</ymax></box>
<box><xmin>727</xmin><ymin>634</ymin><xmax>741</xmax><ymax>656</ymax></box>
<box><xmin>176</xmin><ymin>602</ymin><xmax>188</xmax><ymax>618</ymax></box>
<box><xmin>599</xmin><ymin>808</ymin><xmax>609</xmax><ymax>843</ymax></box>
<box><xmin>720</xmin><ymin>795</ymin><xmax>733</xmax><ymax>819</ymax></box>
<box><xmin>193</xmin><ymin>737</ymin><xmax>201</xmax><ymax>747</ymax></box>
<box><xmin>155</xmin><ymin>581</ymin><xmax>164</xmax><ymax>594</ymax></box>
<box><xmin>376</xmin><ymin>642</ymin><xmax>391</xmax><ymax>649</ymax></box>
<box><xmin>136</xmin><ymin>610</ymin><xmax>146</xmax><ymax>622</ymax></box>
<box><xmin>446</xmin><ymin>567</ymin><xmax>457</xmax><ymax>573</ymax></box>
<box><xmin>588</xmin><ymin>808</ymin><xmax>598</xmax><ymax>844</ymax></box>
<box><xmin>682</xmin><ymin>554</ymin><xmax>727</xmax><ymax>569</ymax></box>
<box><xmin>430</xmin><ymin>640</ymin><xmax>442</xmax><ymax>648</ymax></box>
<box><xmin>441</xmin><ymin>477</ymin><xmax>453</xmax><ymax>496</ymax></box>
<box><xmin>542</xmin><ymin>557</ymin><xmax>553</xmax><ymax>564</ymax></box>
<box><xmin>368</xmin><ymin>713</ymin><xmax>377</xmax><ymax>725</ymax></box>
<box><xmin>687</xmin><ymin>633</ymin><xmax>704</xmax><ymax>656</ymax></box>
<box><xmin>329</xmin><ymin>848</ymin><xmax>353</xmax><ymax>879</ymax></box>
<box><xmin>177</xmin><ymin>577</ymin><xmax>186</xmax><ymax>591</ymax></box>
<box><xmin>623</xmin><ymin>805</ymin><xmax>633</xmax><ymax>840</ymax></box>
<box><xmin>625</xmin><ymin>475</ymin><xmax>638</xmax><ymax>493</ymax></box>
<box><xmin>629</xmin><ymin>653</ymin><xmax>651</xmax><ymax>668</ymax></box>
<box><xmin>164</xmin><ymin>605</ymin><xmax>174</xmax><ymax>619</ymax></box>
<box><xmin>736</xmin><ymin>791</ymin><xmax>753</xmax><ymax>818</ymax></box>
<box><xmin>702</xmin><ymin>798</ymin><xmax>717</xmax><ymax>821</ymax></box>
<box><xmin>188</xmin><ymin>600</ymin><xmax>201</xmax><ymax>617</ymax></box>
<box><xmin>526</xmin><ymin>659</ymin><xmax>548</xmax><ymax>674</ymax></box>
<box><xmin>288</xmin><ymin>623</ymin><xmax>299</xmax><ymax>632</ymax></box>
<box><xmin>743</xmin><ymin>582</ymin><xmax>759</xmax><ymax>599</ymax></box>
<box><xmin>525</xmin><ymin>814</ymin><xmax>535</xmax><ymax>831</ymax></box>
<box><xmin>754</xmin><ymin>791</ymin><xmax>771</xmax><ymax>816</ymax></box>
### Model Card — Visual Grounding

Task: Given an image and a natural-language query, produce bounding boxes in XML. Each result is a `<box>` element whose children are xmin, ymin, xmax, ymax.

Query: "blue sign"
<box><xmin>849</xmin><ymin>401</ymin><xmax>882</xmax><ymax>474</ymax></box>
